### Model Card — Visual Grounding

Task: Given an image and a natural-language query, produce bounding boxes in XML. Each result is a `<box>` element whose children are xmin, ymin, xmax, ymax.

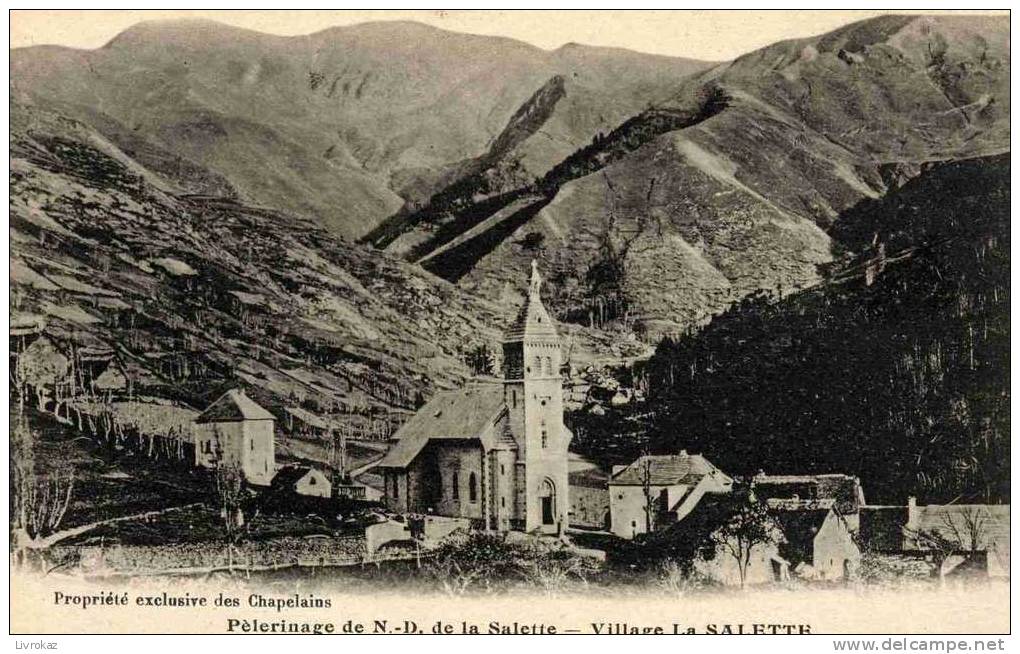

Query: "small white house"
<box><xmin>272</xmin><ymin>466</ymin><xmax>332</xmax><ymax>498</ymax></box>
<box><xmin>770</xmin><ymin>501</ymin><xmax>860</xmax><ymax>580</ymax></box>
<box><xmin>193</xmin><ymin>389</ymin><xmax>276</xmax><ymax>486</ymax></box>
<box><xmin>608</xmin><ymin>452</ymin><xmax>732</xmax><ymax>539</ymax></box>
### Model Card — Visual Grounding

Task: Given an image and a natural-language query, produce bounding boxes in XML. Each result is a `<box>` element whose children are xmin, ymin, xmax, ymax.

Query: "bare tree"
<box><xmin>640</xmin><ymin>457</ymin><xmax>658</xmax><ymax>534</ymax></box>
<box><xmin>940</xmin><ymin>508</ymin><xmax>989</xmax><ymax>554</ymax></box>
<box><xmin>907</xmin><ymin>527</ymin><xmax>957</xmax><ymax>582</ymax></box>
<box><xmin>16</xmin><ymin>338</ymin><xmax>69</xmax><ymax>412</ymax></box>
<box><xmin>214</xmin><ymin>461</ymin><xmax>247</xmax><ymax>571</ymax></box>
<box><xmin>711</xmin><ymin>489</ymin><xmax>779</xmax><ymax>589</ymax></box>
<box><xmin>10</xmin><ymin>414</ymin><xmax>75</xmax><ymax>569</ymax></box>
<box><xmin>908</xmin><ymin>508</ymin><xmax>990</xmax><ymax>581</ymax></box>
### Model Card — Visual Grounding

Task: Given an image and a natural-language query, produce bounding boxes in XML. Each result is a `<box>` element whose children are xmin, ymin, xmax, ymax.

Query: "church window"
<box><xmin>469</xmin><ymin>473</ymin><xmax>478</xmax><ymax>502</ymax></box>
<box><xmin>512</xmin><ymin>390</ymin><xmax>517</xmax><ymax>408</ymax></box>
<box><xmin>452</xmin><ymin>472</ymin><xmax>459</xmax><ymax>500</ymax></box>
<box><xmin>393</xmin><ymin>477</ymin><xmax>399</xmax><ymax>498</ymax></box>
<box><xmin>534</xmin><ymin>356</ymin><xmax>542</xmax><ymax>374</ymax></box>
<box><xmin>500</xmin><ymin>464</ymin><xmax>505</xmax><ymax>475</ymax></box>
<box><xmin>544</xmin><ymin>357</ymin><xmax>552</xmax><ymax>375</ymax></box>
<box><xmin>541</xmin><ymin>430</ymin><xmax>548</xmax><ymax>448</ymax></box>
<box><xmin>501</xmin><ymin>497</ymin><xmax>506</xmax><ymax>508</ymax></box>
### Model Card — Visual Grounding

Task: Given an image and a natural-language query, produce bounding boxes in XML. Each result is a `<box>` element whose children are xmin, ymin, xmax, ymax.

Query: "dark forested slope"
<box><xmin>646</xmin><ymin>154</ymin><xmax>1009</xmax><ymax>504</ymax></box>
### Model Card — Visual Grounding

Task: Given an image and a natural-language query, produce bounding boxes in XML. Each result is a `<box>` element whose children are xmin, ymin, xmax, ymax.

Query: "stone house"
<box><xmin>193</xmin><ymin>388</ymin><xmax>276</xmax><ymax>486</ymax></box>
<box><xmin>376</xmin><ymin>263</ymin><xmax>572</xmax><ymax>533</ymax></box>
<box><xmin>859</xmin><ymin>499</ymin><xmax>1010</xmax><ymax>577</ymax></box>
<box><xmin>648</xmin><ymin>493</ymin><xmax>789</xmax><ymax>587</ymax></box>
<box><xmin>608</xmin><ymin>452</ymin><xmax>732</xmax><ymax>539</ymax></box>
<box><xmin>271</xmin><ymin>465</ymin><xmax>332</xmax><ymax>498</ymax></box>
<box><xmin>769</xmin><ymin>500</ymin><xmax>860</xmax><ymax>580</ymax></box>
<box><xmin>568</xmin><ymin>456</ymin><xmax>610</xmax><ymax>530</ymax></box>
<box><xmin>752</xmin><ymin>473</ymin><xmax>866</xmax><ymax>531</ymax></box>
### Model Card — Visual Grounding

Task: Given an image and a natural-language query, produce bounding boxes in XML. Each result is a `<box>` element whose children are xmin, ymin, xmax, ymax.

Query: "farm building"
<box><xmin>193</xmin><ymin>388</ymin><xmax>276</xmax><ymax>486</ymax></box>
<box><xmin>608</xmin><ymin>452</ymin><xmax>732</xmax><ymax>540</ymax></box>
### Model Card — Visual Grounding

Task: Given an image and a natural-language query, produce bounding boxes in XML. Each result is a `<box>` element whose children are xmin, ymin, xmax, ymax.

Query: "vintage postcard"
<box><xmin>7</xmin><ymin>8</ymin><xmax>1010</xmax><ymax>638</ymax></box>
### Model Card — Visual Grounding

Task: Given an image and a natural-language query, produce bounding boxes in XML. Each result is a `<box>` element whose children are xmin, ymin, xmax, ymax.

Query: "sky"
<box><xmin>8</xmin><ymin>9</ymin><xmax>1005</xmax><ymax>61</ymax></box>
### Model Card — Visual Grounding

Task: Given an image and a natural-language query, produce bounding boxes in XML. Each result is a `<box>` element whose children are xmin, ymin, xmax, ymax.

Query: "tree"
<box><xmin>908</xmin><ymin>508</ymin><xmax>990</xmax><ymax>581</ymax></box>
<box><xmin>213</xmin><ymin>457</ymin><xmax>249</xmax><ymax>571</ymax></box>
<box><xmin>15</xmin><ymin>337</ymin><xmax>69</xmax><ymax>411</ymax></box>
<box><xmin>10</xmin><ymin>413</ymin><xmax>75</xmax><ymax>568</ymax></box>
<box><xmin>710</xmin><ymin>487</ymin><xmax>780</xmax><ymax>589</ymax></box>
<box><xmin>640</xmin><ymin>457</ymin><xmax>658</xmax><ymax>534</ymax></box>
<box><xmin>907</xmin><ymin>527</ymin><xmax>956</xmax><ymax>582</ymax></box>
<box><xmin>939</xmin><ymin>507</ymin><xmax>989</xmax><ymax>555</ymax></box>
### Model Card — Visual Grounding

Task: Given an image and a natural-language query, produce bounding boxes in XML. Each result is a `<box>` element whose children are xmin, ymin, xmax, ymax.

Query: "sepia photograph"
<box><xmin>6</xmin><ymin>7</ymin><xmax>1011</xmax><ymax>639</ymax></box>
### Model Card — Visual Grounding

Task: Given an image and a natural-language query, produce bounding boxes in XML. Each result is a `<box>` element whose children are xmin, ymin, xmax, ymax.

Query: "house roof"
<box><xmin>753</xmin><ymin>473</ymin><xmax>865</xmax><ymax>514</ymax></box>
<box><xmin>195</xmin><ymin>389</ymin><xmax>275</xmax><ymax>423</ymax></box>
<box><xmin>272</xmin><ymin>465</ymin><xmax>320</xmax><ymax>488</ymax></box>
<box><xmin>859</xmin><ymin>504</ymin><xmax>1010</xmax><ymax>555</ymax></box>
<box><xmin>910</xmin><ymin>505</ymin><xmax>1010</xmax><ymax>550</ymax></box>
<box><xmin>644</xmin><ymin>493</ymin><xmax>746</xmax><ymax>554</ymax></box>
<box><xmin>609</xmin><ymin>453</ymin><xmax>721</xmax><ymax>486</ymax></box>
<box><xmin>376</xmin><ymin>385</ymin><xmax>507</xmax><ymax>469</ymax></box>
<box><xmin>569</xmin><ymin>467</ymin><xmax>610</xmax><ymax>488</ymax></box>
<box><xmin>773</xmin><ymin>507</ymin><xmax>832</xmax><ymax>565</ymax></box>
<box><xmin>93</xmin><ymin>364</ymin><xmax>128</xmax><ymax>391</ymax></box>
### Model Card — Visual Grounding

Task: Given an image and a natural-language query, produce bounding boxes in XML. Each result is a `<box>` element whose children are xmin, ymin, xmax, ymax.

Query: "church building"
<box><xmin>377</xmin><ymin>262</ymin><xmax>571</xmax><ymax>533</ymax></box>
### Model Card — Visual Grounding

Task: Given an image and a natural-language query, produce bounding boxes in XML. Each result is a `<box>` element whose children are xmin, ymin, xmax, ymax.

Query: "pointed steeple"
<box><xmin>505</xmin><ymin>260</ymin><xmax>558</xmax><ymax>342</ymax></box>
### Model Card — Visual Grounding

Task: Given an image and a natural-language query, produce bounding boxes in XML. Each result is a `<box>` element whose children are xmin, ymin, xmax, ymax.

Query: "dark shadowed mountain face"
<box><xmin>646</xmin><ymin>153</ymin><xmax>1009</xmax><ymax>505</ymax></box>
<box><xmin>10</xmin><ymin>19</ymin><xmax>711</xmax><ymax>239</ymax></box>
<box><xmin>376</xmin><ymin>15</ymin><xmax>1008</xmax><ymax>339</ymax></box>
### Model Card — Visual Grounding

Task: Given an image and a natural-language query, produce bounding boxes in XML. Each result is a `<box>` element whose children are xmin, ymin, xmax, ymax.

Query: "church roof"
<box><xmin>504</xmin><ymin>260</ymin><xmax>559</xmax><ymax>342</ymax></box>
<box><xmin>376</xmin><ymin>385</ymin><xmax>507</xmax><ymax>469</ymax></box>
<box><xmin>610</xmin><ymin>453</ymin><xmax>723</xmax><ymax>486</ymax></box>
<box><xmin>194</xmin><ymin>388</ymin><xmax>275</xmax><ymax>423</ymax></box>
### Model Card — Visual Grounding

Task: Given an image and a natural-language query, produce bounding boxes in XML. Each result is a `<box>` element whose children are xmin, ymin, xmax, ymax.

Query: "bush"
<box><xmin>419</xmin><ymin>532</ymin><xmax>603</xmax><ymax>595</ymax></box>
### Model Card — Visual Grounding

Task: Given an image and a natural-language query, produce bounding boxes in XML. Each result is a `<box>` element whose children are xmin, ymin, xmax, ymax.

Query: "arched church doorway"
<box><xmin>539</xmin><ymin>478</ymin><xmax>556</xmax><ymax>525</ymax></box>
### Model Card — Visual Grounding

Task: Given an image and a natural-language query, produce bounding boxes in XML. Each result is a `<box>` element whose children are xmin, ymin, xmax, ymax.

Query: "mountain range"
<box><xmin>9</xmin><ymin>14</ymin><xmax>1011</xmax><ymax>493</ymax></box>
<box><xmin>11</xmin><ymin>18</ymin><xmax>710</xmax><ymax>240</ymax></box>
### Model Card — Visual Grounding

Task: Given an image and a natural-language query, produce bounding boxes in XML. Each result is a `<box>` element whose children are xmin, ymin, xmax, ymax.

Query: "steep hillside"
<box><xmin>645</xmin><ymin>153</ymin><xmax>1009</xmax><ymax>504</ymax></box>
<box><xmin>381</xmin><ymin>15</ymin><xmax>1009</xmax><ymax>340</ymax></box>
<box><xmin>9</xmin><ymin>101</ymin><xmax>509</xmax><ymax>442</ymax></box>
<box><xmin>11</xmin><ymin>19</ymin><xmax>710</xmax><ymax>239</ymax></box>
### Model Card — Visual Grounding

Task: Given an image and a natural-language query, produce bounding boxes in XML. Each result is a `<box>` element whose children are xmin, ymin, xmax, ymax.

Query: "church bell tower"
<box><xmin>502</xmin><ymin>261</ymin><xmax>569</xmax><ymax>532</ymax></box>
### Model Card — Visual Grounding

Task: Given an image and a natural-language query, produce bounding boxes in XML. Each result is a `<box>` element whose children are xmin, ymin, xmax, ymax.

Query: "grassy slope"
<box><xmin>10</xmin><ymin>101</ymin><xmax>508</xmax><ymax>440</ymax></box>
<box><xmin>11</xmin><ymin>19</ymin><xmax>710</xmax><ymax>239</ymax></box>
<box><xmin>374</xmin><ymin>15</ymin><xmax>1009</xmax><ymax>340</ymax></box>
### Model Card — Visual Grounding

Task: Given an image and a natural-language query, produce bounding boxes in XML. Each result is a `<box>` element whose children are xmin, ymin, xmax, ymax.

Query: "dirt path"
<box><xmin>33</xmin><ymin>502</ymin><xmax>205</xmax><ymax>549</ymax></box>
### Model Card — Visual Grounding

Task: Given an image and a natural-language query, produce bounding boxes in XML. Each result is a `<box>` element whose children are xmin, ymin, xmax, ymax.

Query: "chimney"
<box><xmin>906</xmin><ymin>496</ymin><xmax>920</xmax><ymax>531</ymax></box>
